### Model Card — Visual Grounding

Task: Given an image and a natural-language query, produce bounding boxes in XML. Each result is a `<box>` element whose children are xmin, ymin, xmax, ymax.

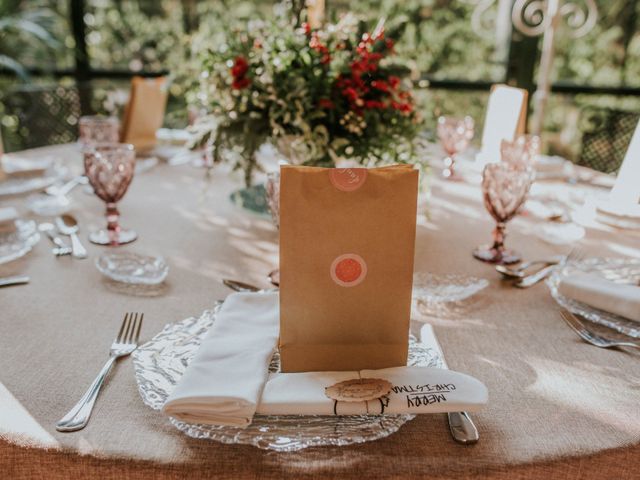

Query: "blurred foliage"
<box><xmin>0</xmin><ymin>0</ymin><xmax>68</xmax><ymax>78</ymax></box>
<box><xmin>0</xmin><ymin>0</ymin><xmax>640</xmax><ymax>165</ymax></box>
<box><xmin>338</xmin><ymin>0</ymin><xmax>506</xmax><ymax>81</ymax></box>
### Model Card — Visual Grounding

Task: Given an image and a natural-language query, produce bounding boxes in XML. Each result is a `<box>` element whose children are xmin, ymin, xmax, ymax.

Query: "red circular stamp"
<box><xmin>329</xmin><ymin>168</ymin><xmax>367</xmax><ymax>192</ymax></box>
<box><xmin>330</xmin><ymin>254</ymin><xmax>367</xmax><ymax>287</ymax></box>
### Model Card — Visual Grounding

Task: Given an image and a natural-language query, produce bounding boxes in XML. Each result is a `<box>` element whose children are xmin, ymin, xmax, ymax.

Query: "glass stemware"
<box><xmin>265</xmin><ymin>171</ymin><xmax>280</xmax><ymax>285</ymax></box>
<box><xmin>437</xmin><ymin>116</ymin><xmax>474</xmax><ymax>180</ymax></box>
<box><xmin>84</xmin><ymin>143</ymin><xmax>137</xmax><ymax>246</ymax></box>
<box><xmin>500</xmin><ymin>134</ymin><xmax>540</xmax><ymax>172</ymax></box>
<box><xmin>473</xmin><ymin>162</ymin><xmax>533</xmax><ymax>264</ymax></box>
<box><xmin>78</xmin><ymin>116</ymin><xmax>120</xmax><ymax>148</ymax></box>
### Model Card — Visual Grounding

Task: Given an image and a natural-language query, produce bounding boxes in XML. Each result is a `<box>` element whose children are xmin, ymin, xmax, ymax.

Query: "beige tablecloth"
<box><xmin>1</xmin><ymin>144</ymin><xmax>639</xmax><ymax>479</ymax></box>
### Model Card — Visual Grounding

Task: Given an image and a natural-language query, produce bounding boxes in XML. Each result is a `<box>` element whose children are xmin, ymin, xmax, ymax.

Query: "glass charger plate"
<box><xmin>547</xmin><ymin>257</ymin><xmax>640</xmax><ymax>338</ymax></box>
<box><xmin>0</xmin><ymin>165</ymin><xmax>66</xmax><ymax>197</ymax></box>
<box><xmin>0</xmin><ymin>219</ymin><xmax>40</xmax><ymax>264</ymax></box>
<box><xmin>132</xmin><ymin>304</ymin><xmax>443</xmax><ymax>452</ymax></box>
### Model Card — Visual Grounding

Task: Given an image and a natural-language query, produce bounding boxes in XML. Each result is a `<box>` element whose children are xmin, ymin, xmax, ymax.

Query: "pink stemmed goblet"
<box><xmin>84</xmin><ymin>143</ymin><xmax>137</xmax><ymax>246</ymax></box>
<box><xmin>500</xmin><ymin>134</ymin><xmax>541</xmax><ymax>173</ymax></box>
<box><xmin>473</xmin><ymin>162</ymin><xmax>533</xmax><ymax>264</ymax></box>
<box><xmin>78</xmin><ymin>116</ymin><xmax>120</xmax><ymax>149</ymax></box>
<box><xmin>437</xmin><ymin>116</ymin><xmax>474</xmax><ymax>180</ymax></box>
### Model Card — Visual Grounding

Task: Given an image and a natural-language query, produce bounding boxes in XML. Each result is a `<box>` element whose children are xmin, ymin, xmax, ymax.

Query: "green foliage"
<box><xmin>190</xmin><ymin>12</ymin><xmax>421</xmax><ymax>183</ymax></box>
<box><xmin>0</xmin><ymin>0</ymin><xmax>65</xmax><ymax>79</ymax></box>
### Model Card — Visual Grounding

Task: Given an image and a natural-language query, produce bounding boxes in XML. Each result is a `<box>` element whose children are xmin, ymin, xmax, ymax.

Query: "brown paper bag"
<box><xmin>121</xmin><ymin>76</ymin><xmax>168</xmax><ymax>151</ymax></box>
<box><xmin>279</xmin><ymin>165</ymin><xmax>419</xmax><ymax>372</ymax></box>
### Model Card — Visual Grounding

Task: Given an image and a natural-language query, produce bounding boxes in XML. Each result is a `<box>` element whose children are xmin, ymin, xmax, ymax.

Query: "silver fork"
<box><xmin>560</xmin><ymin>310</ymin><xmax>640</xmax><ymax>350</ymax></box>
<box><xmin>56</xmin><ymin>312</ymin><xmax>143</xmax><ymax>432</ymax></box>
<box><xmin>514</xmin><ymin>248</ymin><xmax>586</xmax><ymax>288</ymax></box>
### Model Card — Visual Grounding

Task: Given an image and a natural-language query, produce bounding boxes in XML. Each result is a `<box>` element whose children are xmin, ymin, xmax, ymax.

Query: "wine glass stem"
<box><xmin>492</xmin><ymin>222</ymin><xmax>506</xmax><ymax>252</ymax></box>
<box><xmin>106</xmin><ymin>202</ymin><xmax>121</xmax><ymax>236</ymax></box>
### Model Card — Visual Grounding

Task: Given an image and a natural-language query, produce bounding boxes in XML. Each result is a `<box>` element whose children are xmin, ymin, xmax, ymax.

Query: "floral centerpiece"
<box><xmin>189</xmin><ymin>14</ymin><xmax>421</xmax><ymax>185</ymax></box>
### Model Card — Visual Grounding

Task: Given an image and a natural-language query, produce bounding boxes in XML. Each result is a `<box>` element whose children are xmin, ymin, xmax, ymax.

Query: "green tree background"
<box><xmin>1</xmin><ymin>0</ymin><xmax>639</xmax><ymax>165</ymax></box>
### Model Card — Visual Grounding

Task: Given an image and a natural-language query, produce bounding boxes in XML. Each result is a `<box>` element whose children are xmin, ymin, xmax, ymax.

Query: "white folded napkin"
<box><xmin>163</xmin><ymin>292</ymin><xmax>488</xmax><ymax>426</ymax></box>
<box><xmin>258</xmin><ymin>366</ymin><xmax>488</xmax><ymax>416</ymax></box>
<box><xmin>162</xmin><ymin>292</ymin><xmax>280</xmax><ymax>427</ymax></box>
<box><xmin>1</xmin><ymin>155</ymin><xmax>52</xmax><ymax>177</ymax></box>
<box><xmin>559</xmin><ymin>272</ymin><xmax>640</xmax><ymax>322</ymax></box>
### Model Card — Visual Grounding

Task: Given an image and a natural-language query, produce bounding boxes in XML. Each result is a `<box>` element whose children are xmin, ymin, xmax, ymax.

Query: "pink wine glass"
<box><xmin>437</xmin><ymin>115</ymin><xmax>474</xmax><ymax>180</ymax></box>
<box><xmin>84</xmin><ymin>143</ymin><xmax>137</xmax><ymax>246</ymax></box>
<box><xmin>473</xmin><ymin>162</ymin><xmax>533</xmax><ymax>264</ymax></box>
<box><xmin>78</xmin><ymin>116</ymin><xmax>120</xmax><ymax>149</ymax></box>
<box><xmin>500</xmin><ymin>134</ymin><xmax>540</xmax><ymax>173</ymax></box>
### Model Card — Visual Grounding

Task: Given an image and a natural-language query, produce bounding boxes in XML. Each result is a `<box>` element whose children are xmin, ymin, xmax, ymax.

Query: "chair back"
<box><xmin>0</xmin><ymin>84</ymin><xmax>83</xmax><ymax>152</ymax></box>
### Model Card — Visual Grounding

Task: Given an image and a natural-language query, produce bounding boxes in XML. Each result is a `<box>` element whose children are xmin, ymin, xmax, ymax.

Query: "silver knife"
<box><xmin>223</xmin><ymin>279</ymin><xmax>262</xmax><ymax>293</ymax></box>
<box><xmin>0</xmin><ymin>275</ymin><xmax>30</xmax><ymax>288</ymax></box>
<box><xmin>430</xmin><ymin>329</ymin><xmax>480</xmax><ymax>445</ymax></box>
<box><xmin>514</xmin><ymin>263</ymin><xmax>556</xmax><ymax>288</ymax></box>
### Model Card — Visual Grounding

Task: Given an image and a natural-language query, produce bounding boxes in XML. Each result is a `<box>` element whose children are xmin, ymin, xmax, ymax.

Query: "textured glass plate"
<box><xmin>132</xmin><ymin>305</ymin><xmax>443</xmax><ymax>451</ymax></box>
<box><xmin>413</xmin><ymin>272</ymin><xmax>489</xmax><ymax>303</ymax></box>
<box><xmin>95</xmin><ymin>252</ymin><xmax>169</xmax><ymax>285</ymax></box>
<box><xmin>0</xmin><ymin>165</ymin><xmax>66</xmax><ymax>197</ymax></box>
<box><xmin>0</xmin><ymin>219</ymin><xmax>40</xmax><ymax>264</ymax></box>
<box><xmin>547</xmin><ymin>257</ymin><xmax>640</xmax><ymax>338</ymax></box>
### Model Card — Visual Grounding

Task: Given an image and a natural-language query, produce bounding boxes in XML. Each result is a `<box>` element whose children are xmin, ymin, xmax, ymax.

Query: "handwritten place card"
<box><xmin>256</xmin><ymin>366</ymin><xmax>488</xmax><ymax>416</ymax></box>
<box><xmin>476</xmin><ymin>84</ymin><xmax>528</xmax><ymax>166</ymax></box>
<box><xmin>121</xmin><ymin>76</ymin><xmax>168</xmax><ymax>152</ymax></box>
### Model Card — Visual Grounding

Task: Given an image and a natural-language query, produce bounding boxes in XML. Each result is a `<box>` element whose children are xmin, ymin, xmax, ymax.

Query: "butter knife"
<box><xmin>423</xmin><ymin>325</ymin><xmax>479</xmax><ymax>445</ymax></box>
<box><xmin>0</xmin><ymin>275</ymin><xmax>30</xmax><ymax>288</ymax></box>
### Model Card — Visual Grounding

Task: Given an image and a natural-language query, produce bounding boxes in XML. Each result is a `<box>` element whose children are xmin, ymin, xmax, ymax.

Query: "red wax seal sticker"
<box><xmin>329</xmin><ymin>168</ymin><xmax>367</xmax><ymax>192</ymax></box>
<box><xmin>330</xmin><ymin>254</ymin><xmax>367</xmax><ymax>287</ymax></box>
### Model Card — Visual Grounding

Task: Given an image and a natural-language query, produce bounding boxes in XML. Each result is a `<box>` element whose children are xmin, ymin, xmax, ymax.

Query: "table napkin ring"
<box><xmin>325</xmin><ymin>378</ymin><xmax>392</xmax><ymax>414</ymax></box>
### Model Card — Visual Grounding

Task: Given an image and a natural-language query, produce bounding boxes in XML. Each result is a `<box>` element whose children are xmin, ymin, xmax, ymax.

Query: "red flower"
<box><xmin>310</xmin><ymin>33</ymin><xmax>331</xmax><ymax>64</ymax></box>
<box><xmin>342</xmin><ymin>87</ymin><xmax>359</xmax><ymax>103</ymax></box>
<box><xmin>302</xmin><ymin>22</ymin><xmax>311</xmax><ymax>36</ymax></box>
<box><xmin>392</xmin><ymin>101</ymin><xmax>413</xmax><ymax>114</ymax></box>
<box><xmin>231</xmin><ymin>56</ymin><xmax>249</xmax><ymax>78</ymax></box>
<box><xmin>232</xmin><ymin>77</ymin><xmax>251</xmax><ymax>90</ymax></box>
<box><xmin>364</xmin><ymin>100</ymin><xmax>385</xmax><ymax>109</ymax></box>
<box><xmin>371</xmin><ymin>80</ymin><xmax>389</xmax><ymax>92</ymax></box>
<box><xmin>318</xmin><ymin>98</ymin><xmax>335</xmax><ymax>109</ymax></box>
<box><xmin>388</xmin><ymin>76</ymin><xmax>401</xmax><ymax>89</ymax></box>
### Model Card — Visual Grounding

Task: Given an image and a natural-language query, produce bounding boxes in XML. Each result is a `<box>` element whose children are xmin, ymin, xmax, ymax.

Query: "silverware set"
<box><xmin>44</xmin><ymin>175</ymin><xmax>88</xmax><ymax>197</ymax></box>
<box><xmin>38</xmin><ymin>214</ymin><xmax>87</xmax><ymax>258</ymax></box>
<box><xmin>496</xmin><ymin>248</ymin><xmax>585</xmax><ymax>288</ymax></box>
<box><xmin>56</xmin><ymin>312</ymin><xmax>143</xmax><ymax>432</ymax></box>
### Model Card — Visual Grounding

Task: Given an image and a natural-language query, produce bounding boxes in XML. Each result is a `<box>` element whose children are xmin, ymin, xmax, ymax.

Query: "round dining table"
<box><xmin>1</xmin><ymin>143</ymin><xmax>639</xmax><ymax>479</ymax></box>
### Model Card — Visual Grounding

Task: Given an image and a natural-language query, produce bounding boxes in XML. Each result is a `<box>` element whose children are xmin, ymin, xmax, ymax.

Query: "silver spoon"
<box><xmin>38</xmin><ymin>223</ymin><xmax>72</xmax><ymax>256</ymax></box>
<box><xmin>45</xmin><ymin>175</ymin><xmax>88</xmax><ymax>197</ymax></box>
<box><xmin>495</xmin><ymin>257</ymin><xmax>562</xmax><ymax>279</ymax></box>
<box><xmin>55</xmin><ymin>214</ymin><xmax>87</xmax><ymax>259</ymax></box>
